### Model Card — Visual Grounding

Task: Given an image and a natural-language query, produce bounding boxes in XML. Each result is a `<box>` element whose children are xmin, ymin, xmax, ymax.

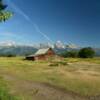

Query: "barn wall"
<box><xmin>35</xmin><ymin>55</ymin><xmax>47</xmax><ymax>60</ymax></box>
<box><xmin>46</xmin><ymin>49</ymin><xmax>55</xmax><ymax>56</ymax></box>
<box><xmin>35</xmin><ymin>49</ymin><xmax>55</xmax><ymax>60</ymax></box>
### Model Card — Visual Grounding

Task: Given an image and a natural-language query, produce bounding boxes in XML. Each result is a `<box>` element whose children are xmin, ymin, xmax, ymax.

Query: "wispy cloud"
<box><xmin>33</xmin><ymin>24</ymin><xmax>53</xmax><ymax>43</ymax></box>
<box><xmin>7</xmin><ymin>0</ymin><xmax>53</xmax><ymax>44</ymax></box>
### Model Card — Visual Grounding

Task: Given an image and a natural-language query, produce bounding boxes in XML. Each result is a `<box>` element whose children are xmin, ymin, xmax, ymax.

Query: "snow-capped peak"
<box><xmin>55</xmin><ymin>40</ymin><xmax>65</xmax><ymax>49</ymax></box>
<box><xmin>0</xmin><ymin>40</ymin><xmax>16</xmax><ymax>47</ymax></box>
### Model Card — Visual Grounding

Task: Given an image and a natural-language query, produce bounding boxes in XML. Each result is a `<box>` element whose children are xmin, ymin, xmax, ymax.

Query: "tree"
<box><xmin>0</xmin><ymin>0</ymin><xmax>13</xmax><ymax>22</ymax></box>
<box><xmin>78</xmin><ymin>47</ymin><xmax>95</xmax><ymax>58</ymax></box>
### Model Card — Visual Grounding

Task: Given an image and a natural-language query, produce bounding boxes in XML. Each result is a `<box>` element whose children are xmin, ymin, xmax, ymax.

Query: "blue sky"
<box><xmin>0</xmin><ymin>0</ymin><xmax>100</xmax><ymax>47</ymax></box>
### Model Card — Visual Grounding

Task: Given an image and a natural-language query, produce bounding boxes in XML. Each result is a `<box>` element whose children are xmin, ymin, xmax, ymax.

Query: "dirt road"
<box><xmin>2</xmin><ymin>74</ymin><xmax>88</xmax><ymax>100</ymax></box>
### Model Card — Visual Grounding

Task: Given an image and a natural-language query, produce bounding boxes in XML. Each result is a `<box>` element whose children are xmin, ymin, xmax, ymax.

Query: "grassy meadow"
<box><xmin>0</xmin><ymin>57</ymin><xmax>100</xmax><ymax>99</ymax></box>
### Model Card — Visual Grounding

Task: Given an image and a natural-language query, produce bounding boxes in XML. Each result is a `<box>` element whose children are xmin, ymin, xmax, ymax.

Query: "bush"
<box><xmin>49</xmin><ymin>61</ymin><xmax>68</xmax><ymax>67</ymax></box>
<box><xmin>7</xmin><ymin>54</ymin><xmax>16</xmax><ymax>57</ymax></box>
<box><xmin>78</xmin><ymin>47</ymin><xmax>95</xmax><ymax>58</ymax></box>
<box><xmin>49</xmin><ymin>63</ymin><xmax>59</xmax><ymax>67</ymax></box>
<box><xmin>67</xmin><ymin>51</ymin><xmax>78</xmax><ymax>58</ymax></box>
<box><xmin>60</xmin><ymin>51</ymin><xmax>78</xmax><ymax>58</ymax></box>
<box><xmin>0</xmin><ymin>54</ymin><xmax>16</xmax><ymax>57</ymax></box>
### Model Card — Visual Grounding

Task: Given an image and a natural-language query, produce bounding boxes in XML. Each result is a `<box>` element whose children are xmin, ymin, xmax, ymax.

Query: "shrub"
<box><xmin>49</xmin><ymin>63</ymin><xmax>59</xmax><ymax>67</ymax></box>
<box><xmin>7</xmin><ymin>54</ymin><xmax>16</xmax><ymax>57</ymax></box>
<box><xmin>60</xmin><ymin>50</ymin><xmax>78</xmax><ymax>58</ymax></box>
<box><xmin>67</xmin><ymin>51</ymin><xmax>78</xmax><ymax>58</ymax></box>
<box><xmin>78</xmin><ymin>47</ymin><xmax>95</xmax><ymax>58</ymax></box>
<box><xmin>49</xmin><ymin>61</ymin><xmax>68</xmax><ymax>67</ymax></box>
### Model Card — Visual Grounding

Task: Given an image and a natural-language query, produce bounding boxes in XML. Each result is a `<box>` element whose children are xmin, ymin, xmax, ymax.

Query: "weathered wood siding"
<box><xmin>26</xmin><ymin>48</ymin><xmax>55</xmax><ymax>61</ymax></box>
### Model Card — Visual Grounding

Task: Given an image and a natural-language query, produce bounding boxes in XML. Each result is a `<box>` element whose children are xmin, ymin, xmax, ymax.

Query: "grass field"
<box><xmin>0</xmin><ymin>57</ymin><xmax>100</xmax><ymax>100</ymax></box>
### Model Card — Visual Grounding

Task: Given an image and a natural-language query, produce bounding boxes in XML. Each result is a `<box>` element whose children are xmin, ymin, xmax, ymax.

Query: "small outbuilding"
<box><xmin>26</xmin><ymin>48</ymin><xmax>55</xmax><ymax>61</ymax></box>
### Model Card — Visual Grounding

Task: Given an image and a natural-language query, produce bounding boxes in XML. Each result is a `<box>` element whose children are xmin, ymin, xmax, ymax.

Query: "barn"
<box><xmin>26</xmin><ymin>48</ymin><xmax>55</xmax><ymax>61</ymax></box>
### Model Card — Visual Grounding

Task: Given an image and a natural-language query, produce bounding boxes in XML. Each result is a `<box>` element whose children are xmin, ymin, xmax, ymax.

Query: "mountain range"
<box><xmin>0</xmin><ymin>41</ymin><xmax>99</xmax><ymax>56</ymax></box>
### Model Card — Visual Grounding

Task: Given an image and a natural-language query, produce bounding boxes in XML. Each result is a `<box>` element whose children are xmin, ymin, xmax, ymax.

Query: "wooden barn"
<box><xmin>26</xmin><ymin>48</ymin><xmax>55</xmax><ymax>61</ymax></box>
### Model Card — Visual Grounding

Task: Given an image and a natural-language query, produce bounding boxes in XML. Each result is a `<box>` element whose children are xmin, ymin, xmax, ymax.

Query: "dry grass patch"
<box><xmin>0</xmin><ymin>57</ymin><xmax>100</xmax><ymax>99</ymax></box>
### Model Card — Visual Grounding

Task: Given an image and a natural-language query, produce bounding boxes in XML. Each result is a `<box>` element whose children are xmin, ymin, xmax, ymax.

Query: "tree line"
<box><xmin>60</xmin><ymin>47</ymin><xmax>95</xmax><ymax>58</ymax></box>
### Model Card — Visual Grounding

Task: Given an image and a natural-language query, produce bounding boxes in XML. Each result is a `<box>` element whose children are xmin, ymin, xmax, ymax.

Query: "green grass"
<box><xmin>0</xmin><ymin>57</ymin><xmax>100</xmax><ymax>99</ymax></box>
<box><xmin>0</xmin><ymin>87</ymin><xmax>19</xmax><ymax>100</ymax></box>
<box><xmin>0</xmin><ymin>77</ymin><xmax>20</xmax><ymax>100</ymax></box>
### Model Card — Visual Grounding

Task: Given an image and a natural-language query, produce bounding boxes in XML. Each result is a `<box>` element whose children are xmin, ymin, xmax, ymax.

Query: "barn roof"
<box><xmin>34</xmin><ymin>48</ymin><xmax>50</xmax><ymax>56</ymax></box>
<box><xmin>27</xmin><ymin>48</ymin><xmax>52</xmax><ymax>57</ymax></box>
